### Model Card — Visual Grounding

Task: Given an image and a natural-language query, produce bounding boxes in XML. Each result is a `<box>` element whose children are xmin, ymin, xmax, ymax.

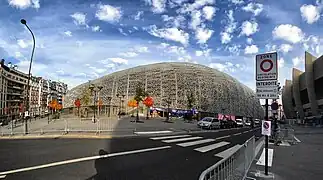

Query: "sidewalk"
<box><xmin>0</xmin><ymin>115</ymin><xmax>201</xmax><ymax>137</ymax></box>
<box><xmin>246</xmin><ymin>127</ymin><xmax>323</xmax><ymax>180</ymax></box>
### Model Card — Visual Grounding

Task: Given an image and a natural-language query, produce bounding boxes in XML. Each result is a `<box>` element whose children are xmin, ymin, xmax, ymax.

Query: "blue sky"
<box><xmin>0</xmin><ymin>0</ymin><xmax>323</xmax><ymax>91</ymax></box>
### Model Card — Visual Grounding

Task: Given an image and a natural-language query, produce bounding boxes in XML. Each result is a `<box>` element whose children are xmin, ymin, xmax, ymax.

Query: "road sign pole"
<box><xmin>265</xmin><ymin>98</ymin><xmax>269</xmax><ymax>175</ymax></box>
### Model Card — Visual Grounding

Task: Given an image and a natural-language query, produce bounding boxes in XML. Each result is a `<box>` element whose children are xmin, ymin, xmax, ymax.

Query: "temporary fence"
<box><xmin>199</xmin><ymin>136</ymin><xmax>257</xmax><ymax>180</ymax></box>
<box><xmin>276</xmin><ymin>128</ymin><xmax>296</xmax><ymax>145</ymax></box>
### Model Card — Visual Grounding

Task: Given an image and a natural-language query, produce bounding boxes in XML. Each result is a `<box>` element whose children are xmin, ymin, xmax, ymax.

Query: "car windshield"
<box><xmin>202</xmin><ymin>117</ymin><xmax>213</xmax><ymax>122</ymax></box>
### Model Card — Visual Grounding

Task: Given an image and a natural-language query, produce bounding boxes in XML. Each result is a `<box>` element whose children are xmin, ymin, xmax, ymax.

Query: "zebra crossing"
<box><xmin>149</xmin><ymin>134</ymin><xmax>241</xmax><ymax>157</ymax></box>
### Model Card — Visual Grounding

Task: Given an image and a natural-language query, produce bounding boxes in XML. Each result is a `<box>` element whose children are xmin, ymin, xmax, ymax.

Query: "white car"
<box><xmin>197</xmin><ymin>117</ymin><xmax>221</xmax><ymax>129</ymax></box>
<box><xmin>236</xmin><ymin>119</ymin><xmax>243</xmax><ymax>127</ymax></box>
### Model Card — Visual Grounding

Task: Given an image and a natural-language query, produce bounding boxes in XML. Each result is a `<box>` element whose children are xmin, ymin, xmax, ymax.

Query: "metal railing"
<box><xmin>199</xmin><ymin>136</ymin><xmax>256</xmax><ymax>180</ymax></box>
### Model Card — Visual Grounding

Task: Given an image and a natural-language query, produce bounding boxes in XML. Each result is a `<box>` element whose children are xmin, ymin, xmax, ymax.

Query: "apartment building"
<box><xmin>0</xmin><ymin>59</ymin><xmax>68</xmax><ymax>121</ymax></box>
<box><xmin>0</xmin><ymin>59</ymin><xmax>28</xmax><ymax>119</ymax></box>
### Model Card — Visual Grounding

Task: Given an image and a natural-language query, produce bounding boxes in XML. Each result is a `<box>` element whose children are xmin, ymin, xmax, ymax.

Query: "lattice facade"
<box><xmin>64</xmin><ymin>62</ymin><xmax>264</xmax><ymax>118</ymax></box>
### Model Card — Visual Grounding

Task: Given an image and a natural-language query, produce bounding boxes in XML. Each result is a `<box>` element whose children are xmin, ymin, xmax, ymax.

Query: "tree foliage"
<box><xmin>128</xmin><ymin>99</ymin><xmax>138</xmax><ymax>107</ymax></box>
<box><xmin>134</xmin><ymin>83</ymin><xmax>147</xmax><ymax>104</ymax></box>
<box><xmin>187</xmin><ymin>91</ymin><xmax>195</xmax><ymax>109</ymax></box>
<box><xmin>74</xmin><ymin>98</ymin><xmax>81</xmax><ymax>108</ymax></box>
<box><xmin>143</xmin><ymin>96</ymin><xmax>154</xmax><ymax>107</ymax></box>
<box><xmin>80</xmin><ymin>87</ymin><xmax>91</xmax><ymax>106</ymax></box>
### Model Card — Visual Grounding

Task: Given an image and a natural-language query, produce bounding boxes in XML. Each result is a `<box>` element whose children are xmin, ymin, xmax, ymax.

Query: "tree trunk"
<box><xmin>136</xmin><ymin>103</ymin><xmax>139</xmax><ymax>122</ymax></box>
<box><xmin>146</xmin><ymin>107</ymin><xmax>149</xmax><ymax>120</ymax></box>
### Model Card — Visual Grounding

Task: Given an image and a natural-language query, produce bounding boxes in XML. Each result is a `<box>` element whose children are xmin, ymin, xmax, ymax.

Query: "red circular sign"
<box><xmin>260</xmin><ymin>59</ymin><xmax>273</xmax><ymax>72</ymax></box>
<box><xmin>263</xmin><ymin>122</ymin><xmax>269</xmax><ymax>129</ymax></box>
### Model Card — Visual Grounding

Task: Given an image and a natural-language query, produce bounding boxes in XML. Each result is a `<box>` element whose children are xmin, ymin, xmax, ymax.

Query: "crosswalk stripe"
<box><xmin>162</xmin><ymin>137</ymin><xmax>203</xmax><ymax>143</ymax></box>
<box><xmin>194</xmin><ymin>141</ymin><xmax>230</xmax><ymax>153</ymax></box>
<box><xmin>177</xmin><ymin>139</ymin><xmax>215</xmax><ymax>147</ymax></box>
<box><xmin>215</xmin><ymin>144</ymin><xmax>242</xmax><ymax>158</ymax></box>
<box><xmin>150</xmin><ymin>135</ymin><xmax>191</xmax><ymax>140</ymax></box>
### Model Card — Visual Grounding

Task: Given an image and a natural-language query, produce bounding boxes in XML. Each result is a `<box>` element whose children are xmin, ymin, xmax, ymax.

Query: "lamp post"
<box><xmin>89</xmin><ymin>84</ymin><xmax>103</xmax><ymax>123</ymax></box>
<box><xmin>20</xmin><ymin>19</ymin><xmax>36</xmax><ymax>135</ymax></box>
<box><xmin>107</xmin><ymin>96</ymin><xmax>112</xmax><ymax>117</ymax></box>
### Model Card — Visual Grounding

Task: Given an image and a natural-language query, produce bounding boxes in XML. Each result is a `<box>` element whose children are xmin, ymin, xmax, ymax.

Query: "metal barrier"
<box><xmin>199</xmin><ymin>136</ymin><xmax>256</xmax><ymax>180</ymax></box>
<box><xmin>277</xmin><ymin>128</ymin><xmax>296</xmax><ymax>145</ymax></box>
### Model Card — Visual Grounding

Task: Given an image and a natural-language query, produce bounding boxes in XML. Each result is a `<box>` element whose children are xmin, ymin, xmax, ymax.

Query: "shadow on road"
<box><xmin>85</xmin><ymin>149</ymin><xmax>109</xmax><ymax>180</ymax></box>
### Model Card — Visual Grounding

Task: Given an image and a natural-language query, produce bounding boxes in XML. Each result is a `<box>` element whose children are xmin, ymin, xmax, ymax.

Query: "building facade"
<box><xmin>0</xmin><ymin>59</ymin><xmax>68</xmax><ymax>121</ymax></box>
<box><xmin>64</xmin><ymin>62</ymin><xmax>264</xmax><ymax>118</ymax></box>
<box><xmin>282</xmin><ymin>51</ymin><xmax>323</xmax><ymax>120</ymax></box>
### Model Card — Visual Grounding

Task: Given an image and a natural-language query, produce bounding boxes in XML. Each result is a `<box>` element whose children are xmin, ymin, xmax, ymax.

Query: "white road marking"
<box><xmin>134</xmin><ymin>130</ymin><xmax>172</xmax><ymax>134</ymax></box>
<box><xmin>162</xmin><ymin>137</ymin><xmax>203</xmax><ymax>143</ymax></box>
<box><xmin>150</xmin><ymin>134</ymin><xmax>191</xmax><ymax>140</ymax></box>
<box><xmin>215</xmin><ymin>144</ymin><xmax>242</xmax><ymax>158</ymax></box>
<box><xmin>280</xmin><ymin>141</ymin><xmax>291</xmax><ymax>146</ymax></box>
<box><xmin>177</xmin><ymin>139</ymin><xmax>215</xmax><ymax>147</ymax></box>
<box><xmin>0</xmin><ymin>146</ymin><xmax>171</xmax><ymax>176</ymax></box>
<box><xmin>0</xmin><ymin>175</ymin><xmax>6</xmax><ymax>179</ymax></box>
<box><xmin>216</xmin><ymin>135</ymin><xmax>230</xmax><ymax>140</ymax></box>
<box><xmin>194</xmin><ymin>141</ymin><xmax>230</xmax><ymax>153</ymax></box>
<box><xmin>294</xmin><ymin>136</ymin><xmax>301</xmax><ymax>143</ymax></box>
<box><xmin>256</xmin><ymin>148</ymin><xmax>274</xmax><ymax>167</ymax></box>
<box><xmin>233</xmin><ymin>133</ymin><xmax>242</xmax><ymax>136</ymax></box>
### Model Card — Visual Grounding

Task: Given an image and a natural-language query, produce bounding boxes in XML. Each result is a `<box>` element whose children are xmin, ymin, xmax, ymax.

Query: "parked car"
<box><xmin>197</xmin><ymin>117</ymin><xmax>221</xmax><ymax>129</ymax></box>
<box><xmin>222</xmin><ymin>119</ymin><xmax>237</xmax><ymax>128</ymax></box>
<box><xmin>236</xmin><ymin>119</ymin><xmax>243</xmax><ymax>127</ymax></box>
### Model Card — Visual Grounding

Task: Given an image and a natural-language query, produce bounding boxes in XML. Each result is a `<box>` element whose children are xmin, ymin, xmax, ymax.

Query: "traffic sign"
<box><xmin>256</xmin><ymin>80</ymin><xmax>278</xmax><ymax>88</ymax></box>
<box><xmin>256</xmin><ymin>87</ymin><xmax>279</xmax><ymax>99</ymax></box>
<box><xmin>262</xmin><ymin>120</ymin><xmax>271</xmax><ymax>136</ymax></box>
<box><xmin>256</xmin><ymin>52</ymin><xmax>278</xmax><ymax>81</ymax></box>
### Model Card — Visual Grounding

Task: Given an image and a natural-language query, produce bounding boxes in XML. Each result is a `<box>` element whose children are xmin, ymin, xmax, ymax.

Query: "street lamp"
<box><xmin>21</xmin><ymin>19</ymin><xmax>36</xmax><ymax>135</ymax></box>
<box><xmin>107</xmin><ymin>96</ymin><xmax>112</xmax><ymax>117</ymax></box>
<box><xmin>88</xmin><ymin>84</ymin><xmax>103</xmax><ymax>123</ymax></box>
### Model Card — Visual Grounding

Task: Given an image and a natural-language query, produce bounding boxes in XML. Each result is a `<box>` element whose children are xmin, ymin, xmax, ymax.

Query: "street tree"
<box><xmin>80</xmin><ymin>87</ymin><xmax>91</xmax><ymax>117</ymax></box>
<box><xmin>143</xmin><ymin>96</ymin><xmax>154</xmax><ymax>119</ymax></box>
<box><xmin>134</xmin><ymin>83</ymin><xmax>148</xmax><ymax>122</ymax></box>
<box><xmin>74</xmin><ymin>98</ymin><xmax>81</xmax><ymax>116</ymax></box>
<box><xmin>127</xmin><ymin>99</ymin><xmax>138</xmax><ymax>116</ymax></box>
<box><xmin>186</xmin><ymin>91</ymin><xmax>195</xmax><ymax>121</ymax></box>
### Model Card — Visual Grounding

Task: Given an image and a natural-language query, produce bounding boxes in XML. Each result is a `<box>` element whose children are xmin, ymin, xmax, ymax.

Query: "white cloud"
<box><xmin>162</xmin><ymin>15</ymin><xmax>186</xmax><ymax>28</ymax></box>
<box><xmin>95</xmin><ymin>4</ymin><xmax>122</xmax><ymax>23</ymax></box>
<box><xmin>71</xmin><ymin>12</ymin><xmax>87</xmax><ymax>26</ymax></box>
<box><xmin>292</xmin><ymin>57</ymin><xmax>301</xmax><ymax>66</ymax></box>
<box><xmin>91</xmin><ymin>26</ymin><xmax>101</xmax><ymax>32</ymax></box>
<box><xmin>168</xmin><ymin>46</ymin><xmax>186</xmax><ymax>55</ymax></box>
<box><xmin>226</xmin><ymin>44</ymin><xmax>241</xmax><ymax>55</ymax></box>
<box><xmin>240</xmin><ymin>20</ymin><xmax>259</xmax><ymax>36</ymax></box>
<box><xmin>17</xmin><ymin>39</ymin><xmax>28</xmax><ymax>48</ymax></box>
<box><xmin>244</xmin><ymin>45</ymin><xmax>259</xmax><ymax>54</ymax></box>
<box><xmin>209</xmin><ymin>62</ymin><xmax>241</xmax><ymax>72</ymax></box>
<box><xmin>195</xmin><ymin>49</ymin><xmax>212</xmax><ymax>57</ymax></box>
<box><xmin>16</xmin><ymin>60</ymin><xmax>47</xmax><ymax>75</ymax></box>
<box><xmin>272</xmin><ymin>24</ymin><xmax>305</xmax><ymax>44</ymax></box>
<box><xmin>279</xmin><ymin>44</ymin><xmax>293</xmax><ymax>53</ymax></box>
<box><xmin>195</xmin><ymin>27</ymin><xmax>214</xmax><ymax>44</ymax></box>
<box><xmin>300</xmin><ymin>4</ymin><xmax>321</xmax><ymax>24</ymax></box>
<box><xmin>146</xmin><ymin>25</ymin><xmax>189</xmax><ymax>46</ymax></box>
<box><xmin>158</xmin><ymin>43</ymin><xmax>170</xmax><ymax>49</ymax></box>
<box><xmin>229</xmin><ymin>0</ymin><xmax>243</xmax><ymax>4</ymax></box>
<box><xmin>278</xmin><ymin>57</ymin><xmax>285</xmax><ymax>68</ymax></box>
<box><xmin>64</xmin><ymin>31</ymin><xmax>72</xmax><ymax>37</ymax></box>
<box><xmin>8</xmin><ymin>0</ymin><xmax>40</xmax><ymax>9</ymax></box>
<box><xmin>178</xmin><ymin>55</ymin><xmax>192</xmax><ymax>62</ymax></box>
<box><xmin>189</xmin><ymin>10</ymin><xmax>202</xmax><ymax>30</ymax></box>
<box><xmin>108</xmin><ymin>57</ymin><xmax>128</xmax><ymax>64</ymax></box>
<box><xmin>202</xmin><ymin>6</ymin><xmax>216</xmax><ymax>20</ymax></box>
<box><xmin>242</xmin><ymin>3</ymin><xmax>263</xmax><ymax>16</ymax></box>
<box><xmin>135</xmin><ymin>46</ymin><xmax>149</xmax><ymax>53</ymax></box>
<box><xmin>246</xmin><ymin>38</ymin><xmax>253</xmax><ymax>44</ymax></box>
<box><xmin>134</xmin><ymin>11</ymin><xmax>143</xmax><ymax>20</ymax></box>
<box><xmin>177</xmin><ymin>0</ymin><xmax>215</xmax><ymax>14</ymax></box>
<box><xmin>220</xmin><ymin>10</ymin><xmax>237</xmax><ymax>44</ymax></box>
<box><xmin>119</xmin><ymin>52</ymin><xmax>138</xmax><ymax>58</ymax></box>
<box><xmin>145</xmin><ymin>0</ymin><xmax>167</xmax><ymax>13</ymax></box>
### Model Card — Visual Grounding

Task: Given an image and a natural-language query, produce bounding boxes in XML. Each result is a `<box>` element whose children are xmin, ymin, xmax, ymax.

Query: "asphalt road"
<box><xmin>0</xmin><ymin>127</ymin><xmax>261</xmax><ymax>180</ymax></box>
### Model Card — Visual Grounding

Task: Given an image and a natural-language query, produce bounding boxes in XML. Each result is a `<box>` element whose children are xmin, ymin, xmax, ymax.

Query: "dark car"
<box><xmin>220</xmin><ymin>119</ymin><xmax>237</xmax><ymax>128</ymax></box>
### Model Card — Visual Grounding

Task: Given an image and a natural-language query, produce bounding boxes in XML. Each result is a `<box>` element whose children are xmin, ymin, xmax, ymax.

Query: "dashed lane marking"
<box><xmin>162</xmin><ymin>137</ymin><xmax>203</xmax><ymax>143</ymax></box>
<box><xmin>215</xmin><ymin>144</ymin><xmax>242</xmax><ymax>158</ymax></box>
<box><xmin>194</xmin><ymin>141</ymin><xmax>230</xmax><ymax>153</ymax></box>
<box><xmin>134</xmin><ymin>130</ymin><xmax>173</xmax><ymax>134</ymax></box>
<box><xmin>150</xmin><ymin>134</ymin><xmax>191</xmax><ymax>140</ymax></box>
<box><xmin>177</xmin><ymin>139</ymin><xmax>215</xmax><ymax>147</ymax></box>
<box><xmin>0</xmin><ymin>146</ymin><xmax>171</xmax><ymax>177</ymax></box>
<box><xmin>216</xmin><ymin>135</ymin><xmax>230</xmax><ymax>140</ymax></box>
<box><xmin>0</xmin><ymin>175</ymin><xmax>6</xmax><ymax>179</ymax></box>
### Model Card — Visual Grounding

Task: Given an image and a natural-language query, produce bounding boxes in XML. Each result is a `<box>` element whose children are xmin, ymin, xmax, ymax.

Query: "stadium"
<box><xmin>64</xmin><ymin>62</ymin><xmax>263</xmax><ymax>119</ymax></box>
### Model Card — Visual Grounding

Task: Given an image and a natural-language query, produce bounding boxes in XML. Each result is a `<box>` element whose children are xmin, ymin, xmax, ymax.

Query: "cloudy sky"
<box><xmin>0</xmin><ymin>0</ymin><xmax>323</xmax><ymax>91</ymax></box>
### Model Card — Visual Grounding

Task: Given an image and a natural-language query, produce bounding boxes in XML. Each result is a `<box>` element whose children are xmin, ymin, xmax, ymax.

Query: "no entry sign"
<box><xmin>256</xmin><ymin>52</ymin><xmax>278</xmax><ymax>81</ymax></box>
<box><xmin>261</xmin><ymin>121</ymin><xmax>271</xmax><ymax>136</ymax></box>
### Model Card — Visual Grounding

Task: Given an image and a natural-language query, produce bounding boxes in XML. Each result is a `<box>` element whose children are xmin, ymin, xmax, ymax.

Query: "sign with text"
<box><xmin>256</xmin><ymin>87</ymin><xmax>279</xmax><ymax>99</ymax></box>
<box><xmin>262</xmin><ymin>120</ymin><xmax>271</xmax><ymax>136</ymax></box>
<box><xmin>256</xmin><ymin>52</ymin><xmax>278</xmax><ymax>81</ymax></box>
<box><xmin>256</xmin><ymin>80</ymin><xmax>278</xmax><ymax>88</ymax></box>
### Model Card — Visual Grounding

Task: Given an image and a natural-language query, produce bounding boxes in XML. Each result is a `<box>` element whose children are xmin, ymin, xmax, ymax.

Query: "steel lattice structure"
<box><xmin>64</xmin><ymin>62</ymin><xmax>264</xmax><ymax>118</ymax></box>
